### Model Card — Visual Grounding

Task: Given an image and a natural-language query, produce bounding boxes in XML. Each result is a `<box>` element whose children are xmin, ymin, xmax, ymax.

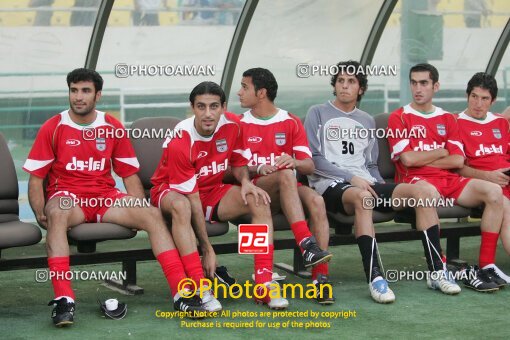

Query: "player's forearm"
<box><xmin>28</xmin><ymin>175</ymin><xmax>46</xmax><ymax>217</ymax></box>
<box><xmin>399</xmin><ymin>149</ymin><xmax>448</xmax><ymax>167</ymax></box>
<box><xmin>187</xmin><ymin>192</ymin><xmax>213</xmax><ymax>251</ymax></box>
<box><xmin>427</xmin><ymin>155</ymin><xmax>464</xmax><ymax>169</ymax></box>
<box><xmin>232</xmin><ymin>166</ymin><xmax>250</xmax><ymax>185</ymax></box>
<box><xmin>457</xmin><ymin>164</ymin><xmax>489</xmax><ymax>180</ymax></box>
<box><xmin>122</xmin><ymin>174</ymin><xmax>146</xmax><ymax>199</ymax></box>
<box><xmin>295</xmin><ymin>158</ymin><xmax>315</xmax><ymax>175</ymax></box>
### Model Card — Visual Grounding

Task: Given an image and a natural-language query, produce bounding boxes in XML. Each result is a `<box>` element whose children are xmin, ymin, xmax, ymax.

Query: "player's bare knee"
<box><xmin>277</xmin><ymin>169</ymin><xmax>297</xmax><ymax>186</ymax></box>
<box><xmin>412</xmin><ymin>185</ymin><xmax>439</xmax><ymax>201</ymax></box>
<box><xmin>246</xmin><ymin>196</ymin><xmax>272</xmax><ymax>219</ymax></box>
<box><xmin>484</xmin><ymin>184</ymin><xmax>503</xmax><ymax>206</ymax></box>
<box><xmin>168</xmin><ymin>197</ymin><xmax>191</xmax><ymax>221</ymax></box>
<box><xmin>353</xmin><ymin>190</ymin><xmax>371</xmax><ymax>211</ymax></box>
<box><xmin>45</xmin><ymin>203</ymin><xmax>72</xmax><ymax>223</ymax></box>
<box><xmin>310</xmin><ymin>194</ymin><xmax>326</xmax><ymax>215</ymax></box>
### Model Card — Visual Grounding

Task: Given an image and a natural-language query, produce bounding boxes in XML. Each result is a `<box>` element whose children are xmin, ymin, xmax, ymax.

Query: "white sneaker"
<box><xmin>427</xmin><ymin>270</ymin><xmax>461</xmax><ymax>295</ymax></box>
<box><xmin>255</xmin><ymin>281</ymin><xmax>289</xmax><ymax>310</ymax></box>
<box><xmin>369</xmin><ymin>276</ymin><xmax>395</xmax><ymax>304</ymax></box>
<box><xmin>200</xmin><ymin>288</ymin><xmax>222</xmax><ymax>312</ymax></box>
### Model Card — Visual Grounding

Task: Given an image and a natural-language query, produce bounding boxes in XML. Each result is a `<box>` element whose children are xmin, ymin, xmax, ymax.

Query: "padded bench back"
<box><xmin>374</xmin><ymin>113</ymin><xmax>395</xmax><ymax>181</ymax></box>
<box><xmin>129</xmin><ymin>117</ymin><xmax>182</xmax><ymax>192</ymax></box>
<box><xmin>0</xmin><ymin>133</ymin><xmax>20</xmax><ymax>220</ymax></box>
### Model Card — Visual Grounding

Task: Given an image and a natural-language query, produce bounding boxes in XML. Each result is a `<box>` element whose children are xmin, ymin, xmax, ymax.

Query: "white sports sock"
<box><xmin>482</xmin><ymin>264</ymin><xmax>510</xmax><ymax>283</ymax></box>
<box><xmin>54</xmin><ymin>296</ymin><xmax>74</xmax><ymax>303</ymax></box>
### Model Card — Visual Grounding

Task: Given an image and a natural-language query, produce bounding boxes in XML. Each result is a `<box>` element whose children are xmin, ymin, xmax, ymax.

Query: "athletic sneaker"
<box><xmin>200</xmin><ymin>287</ymin><xmax>222</xmax><ymax>312</ymax></box>
<box><xmin>300</xmin><ymin>236</ymin><xmax>333</xmax><ymax>268</ymax></box>
<box><xmin>314</xmin><ymin>274</ymin><xmax>335</xmax><ymax>305</ymax></box>
<box><xmin>215</xmin><ymin>266</ymin><xmax>240</xmax><ymax>295</ymax></box>
<box><xmin>48</xmin><ymin>297</ymin><xmax>75</xmax><ymax>327</ymax></box>
<box><xmin>369</xmin><ymin>276</ymin><xmax>395</xmax><ymax>304</ymax></box>
<box><xmin>255</xmin><ymin>281</ymin><xmax>289</xmax><ymax>310</ymax></box>
<box><xmin>481</xmin><ymin>264</ymin><xmax>510</xmax><ymax>287</ymax></box>
<box><xmin>173</xmin><ymin>294</ymin><xmax>206</xmax><ymax>317</ymax></box>
<box><xmin>427</xmin><ymin>270</ymin><xmax>462</xmax><ymax>295</ymax></box>
<box><xmin>462</xmin><ymin>266</ymin><xmax>499</xmax><ymax>292</ymax></box>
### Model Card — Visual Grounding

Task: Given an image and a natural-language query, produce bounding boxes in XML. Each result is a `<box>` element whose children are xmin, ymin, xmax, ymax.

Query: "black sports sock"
<box><xmin>420</xmin><ymin>225</ymin><xmax>444</xmax><ymax>272</ymax></box>
<box><xmin>357</xmin><ymin>235</ymin><xmax>381</xmax><ymax>283</ymax></box>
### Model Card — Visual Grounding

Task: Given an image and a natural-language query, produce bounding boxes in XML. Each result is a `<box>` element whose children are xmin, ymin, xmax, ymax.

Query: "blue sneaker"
<box><xmin>369</xmin><ymin>277</ymin><xmax>395</xmax><ymax>304</ymax></box>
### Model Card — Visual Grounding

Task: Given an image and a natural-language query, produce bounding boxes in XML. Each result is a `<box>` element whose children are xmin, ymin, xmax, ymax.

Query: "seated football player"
<box><xmin>235</xmin><ymin>67</ymin><xmax>334</xmax><ymax>305</ymax></box>
<box><xmin>455</xmin><ymin>72</ymin><xmax>510</xmax><ymax>286</ymax></box>
<box><xmin>24</xmin><ymin>68</ymin><xmax>205</xmax><ymax>327</ymax></box>
<box><xmin>151</xmin><ymin>81</ymin><xmax>288</xmax><ymax>309</ymax></box>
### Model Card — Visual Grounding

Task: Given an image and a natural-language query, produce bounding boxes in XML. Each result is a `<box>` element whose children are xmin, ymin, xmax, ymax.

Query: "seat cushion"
<box><xmin>0</xmin><ymin>220</ymin><xmax>42</xmax><ymax>249</ymax></box>
<box><xmin>67</xmin><ymin>223</ymin><xmax>137</xmax><ymax>242</ymax></box>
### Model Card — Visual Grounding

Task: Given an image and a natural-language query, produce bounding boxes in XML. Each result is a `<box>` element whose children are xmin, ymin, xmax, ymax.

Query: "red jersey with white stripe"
<box><xmin>150</xmin><ymin>112</ymin><xmax>251</xmax><ymax>203</ymax></box>
<box><xmin>23</xmin><ymin>110</ymin><xmax>139</xmax><ymax>198</ymax></box>
<box><xmin>387</xmin><ymin>104</ymin><xmax>465</xmax><ymax>182</ymax></box>
<box><xmin>240</xmin><ymin>109</ymin><xmax>312</xmax><ymax>170</ymax></box>
<box><xmin>456</xmin><ymin>111</ymin><xmax>510</xmax><ymax>171</ymax></box>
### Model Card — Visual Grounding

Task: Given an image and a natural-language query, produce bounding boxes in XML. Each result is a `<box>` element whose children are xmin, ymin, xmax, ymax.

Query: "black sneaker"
<box><xmin>481</xmin><ymin>267</ymin><xmax>508</xmax><ymax>288</ymax></box>
<box><xmin>215</xmin><ymin>266</ymin><xmax>240</xmax><ymax>295</ymax></box>
<box><xmin>300</xmin><ymin>236</ymin><xmax>333</xmax><ymax>268</ymax></box>
<box><xmin>48</xmin><ymin>297</ymin><xmax>75</xmax><ymax>327</ymax></box>
<box><xmin>314</xmin><ymin>274</ymin><xmax>335</xmax><ymax>305</ymax></box>
<box><xmin>173</xmin><ymin>294</ymin><xmax>206</xmax><ymax>318</ymax></box>
<box><xmin>462</xmin><ymin>266</ymin><xmax>499</xmax><ymax>292</ymax></box>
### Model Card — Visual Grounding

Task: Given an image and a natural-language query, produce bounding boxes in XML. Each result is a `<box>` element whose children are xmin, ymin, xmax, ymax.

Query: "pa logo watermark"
<box><xmin>238</xmin><ymin>224</ymin><xmax>269</xmax><ymax>254</ymax></box>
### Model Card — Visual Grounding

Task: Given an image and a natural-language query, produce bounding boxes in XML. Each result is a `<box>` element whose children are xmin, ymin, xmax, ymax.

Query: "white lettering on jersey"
<box><xmin>65</xmin><ymin>157</ymin><xmax>106</xmax><ymax>171</ymax></box>
<box><xmin>197</xmin><ymin>159</ymin><xmax>228</xmax><ymax>178</ymax></box>
<box><xmin>413</xmin><ymin>141</ymin><xmax>445</xmax><ymax>152</ymax></box>
<box><xmin>247</xmin><ymin>136</ymin><xmax>262</xmax><ymax>143</ymax></box>
<box><xmin>475</xmin><ymin>144</ymin><xmax>503</xmax><ymax>156</ymax></box>
<box><xmin>470</xmin><ymin>131</ymin><xmax>482</xmax><ymax>137</ymax></box>
<box><xmin>65</xmin><ymin>139</ymin><xmax>81</xmax><ymax>146</ymax></box>
<box><xmin>247</xmin><ymin>152</ymin><xmax>278</xmax><ymax>166</ymax></box>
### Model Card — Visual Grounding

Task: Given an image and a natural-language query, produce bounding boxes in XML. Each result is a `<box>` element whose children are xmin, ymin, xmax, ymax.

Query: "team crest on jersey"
<box><xmin>275</xmin><ymin>133</ymin><xmax>286</xmax><ymax>146</ymax></box>
<box><xmin>96</xmin><ymin>138</ymin><xmax>106</xmax><ymax>151</ymax></box>
<box><xmin>493</xmin><ymin>128</ymin><xmax>502</xmax><ymax>139</ymax></box>
<box><xmin>216</xmin><ymin>139</ymin><xmax>228</xmax><ymax>152</ymax></box>
<box><xmin>436</xmin><ymin>124</ymin><xmax>446</xmax><ymax>136</ymax></box>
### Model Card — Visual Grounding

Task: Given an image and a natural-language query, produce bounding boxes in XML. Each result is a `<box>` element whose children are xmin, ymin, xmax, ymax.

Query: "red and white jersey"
<box><xmin>151</xmin><ymin>112</ymin><xmax>251</xmax><ymax>196</ymax></box>
<box><xmin>23</xmin><ymin>110</ymin><xmax>139</xmax><ymax>198</ymax></box>
<box><xmin>456</xmin><ymin>111</ymin><xmax>510</xmax><ymax>171</ymax></box>
<box><xmin>240</xmin><ymin>109</ymin><xmax>312</xmax><ymax>168</ymax></box>
<box><xmin>387</xmin><ymin>104</ymin><xmax>465</xmax><ymax>181</ymax></box>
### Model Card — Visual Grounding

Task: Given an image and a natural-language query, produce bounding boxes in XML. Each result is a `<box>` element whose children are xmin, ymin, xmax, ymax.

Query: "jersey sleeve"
<box><xmin>445</xmin><ymin>113</ymin><xmax>465</xmax><ymax>157</ymax></box>
<box><xmin>109</xmin><ymin>117</ymin><xmax>140</xmax><ymax>178</ymax></box>
<box><xmin>164</xmin><ymin>133</ymin><xmax>198</xmax><ymax>194</ymax></box>
<box><xmin>230</xmin><ymin>121</ymin><xmax>251</xmax><ymax>167</ymax></box>
<box><xmin>387</xmin><ymin>108</ymin><xmax>413</xmax><ymax>161</ymax></box>
<box><xmin>291</xmin><ymin>114</ymin><xmax>312</xmax><ymax>160</ymax></box>
<box><xmin>22</xmin><ymin>118</ymin><xmax>57</xmax><ymax>178</ymax></box>
<box><xmin>365</xmin><ymin>117</ymin><xmax>384</xmax><ymax>182</ymax></box>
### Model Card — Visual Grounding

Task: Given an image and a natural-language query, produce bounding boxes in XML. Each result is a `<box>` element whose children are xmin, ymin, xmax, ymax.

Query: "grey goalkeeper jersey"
<box><xmin>304</xmin><ymin>101</ymin><xmax>384</xmax><ymax>195</ymax></box>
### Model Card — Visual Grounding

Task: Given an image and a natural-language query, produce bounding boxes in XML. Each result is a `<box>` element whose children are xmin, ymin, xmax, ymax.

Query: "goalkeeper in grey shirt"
<box><xmin>304</xmin><ymin>60</ymin><xmax>461</xmax><ymax>302</ymax></box>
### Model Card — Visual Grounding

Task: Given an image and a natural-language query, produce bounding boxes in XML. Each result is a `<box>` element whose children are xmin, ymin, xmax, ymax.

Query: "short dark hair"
<box><xmin>466</xmin><ymin>72</ymin><xmax>498</xmax><ymax>101</ymax></box>
<box><xmin>330</xmin><ymin>60</ymin><xmax>368</xmax><ymax>101</ymax></box>
<box><xmin>242</xmin><ymin>68</ymin><xmax>278</xmax><ymax>102</ymax></box>
<box><xmin>409</xmin><ymin>63</ymin><xmax>439</xmax><ymax>84</ymax></box>
<box><xmin>66</xmin><ymin>68</ymin><xmax>103</xmax><ymax>92</ymax></box>
<box><xmin>189</xmin><ymin>81</ymin><xmax>226</xmax><ymax>105</ymax></box>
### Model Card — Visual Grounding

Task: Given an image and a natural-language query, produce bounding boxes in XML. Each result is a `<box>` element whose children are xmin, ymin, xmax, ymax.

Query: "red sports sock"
<box><xmin>312</xmin><ymin>262</ymin><xmax>329</xmax><ymax>281</ymax></box>
<box><xmin>254</xmin><ymin>245</ymin><xmax>274</xmax><ymax>284</ymax></box>
<box><xmin>156</xmin><ymin>249</ymin><xmax>188</xmax><ymax>297</ymax></box>
<box><xmin>479</xmin><ymin>231</ymin><xmax>499</xmax><ymax>268</ymax></box>
<box><xmin>291</xmin><ymin>220</ymin><xmax>312</xmax><ymax>248</ymax></box>
<box><xmin>181</xmin><ymin>251</ymin><xmax>205</xmax><ymax>286</ymax></box>
<box><xmin>48</xmin><ymin>257</ymin><xmax>75</xmax><ymax>299</ymax></box>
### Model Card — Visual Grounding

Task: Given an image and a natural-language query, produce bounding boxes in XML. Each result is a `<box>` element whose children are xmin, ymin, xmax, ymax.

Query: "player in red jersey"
<box><xmin>388</xmin><ymin>64</ymin><xmax>503</xmax><ymax>292</ymax></box>
<box><xmin>151</xmin><ymin>81</ymin><xmax>288</xmax><ymax>309</ymax></box>
<box><xmin>24</xmin><ymin>69</ymin><xmax>205</xmax><ymax>327</ymax></box>
<box><xmin>455</xmin><ymin>72</ymin><xmax>510</xmax><ymax>285</ymax></box>
<box><xmin>235</xmin><ymin>68</ymin><xmax>333</xmax><ymax>304</ymax></box>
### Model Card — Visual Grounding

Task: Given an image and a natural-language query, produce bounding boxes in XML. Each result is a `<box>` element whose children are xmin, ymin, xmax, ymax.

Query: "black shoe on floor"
<box><xmin>314</xmin><ymin>274</ymin><xmax>335</xmax><ymax>305</ymax></box>
<box><xmin>215</xmin><ymin>266</ymin><xmax>240</xmax><ymax>295</ymax></box>
<box><xmin>48</xmin><ymin>297</ymin><xmax>75</xmax><ymax>327</ymax></box>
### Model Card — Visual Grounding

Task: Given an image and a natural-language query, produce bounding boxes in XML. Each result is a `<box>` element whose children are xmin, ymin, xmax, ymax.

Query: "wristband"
<box><xmin>256</xmin><ymin>164</ymin><xmax>264</xmax><ymax>175</ymax></box>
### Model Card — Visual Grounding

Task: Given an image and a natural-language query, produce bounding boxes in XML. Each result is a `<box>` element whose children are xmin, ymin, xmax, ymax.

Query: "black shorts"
<box><xmin>322</xmin><ymin>181</ymin><xmax>398</xmax><ymax>214</ymax></box>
